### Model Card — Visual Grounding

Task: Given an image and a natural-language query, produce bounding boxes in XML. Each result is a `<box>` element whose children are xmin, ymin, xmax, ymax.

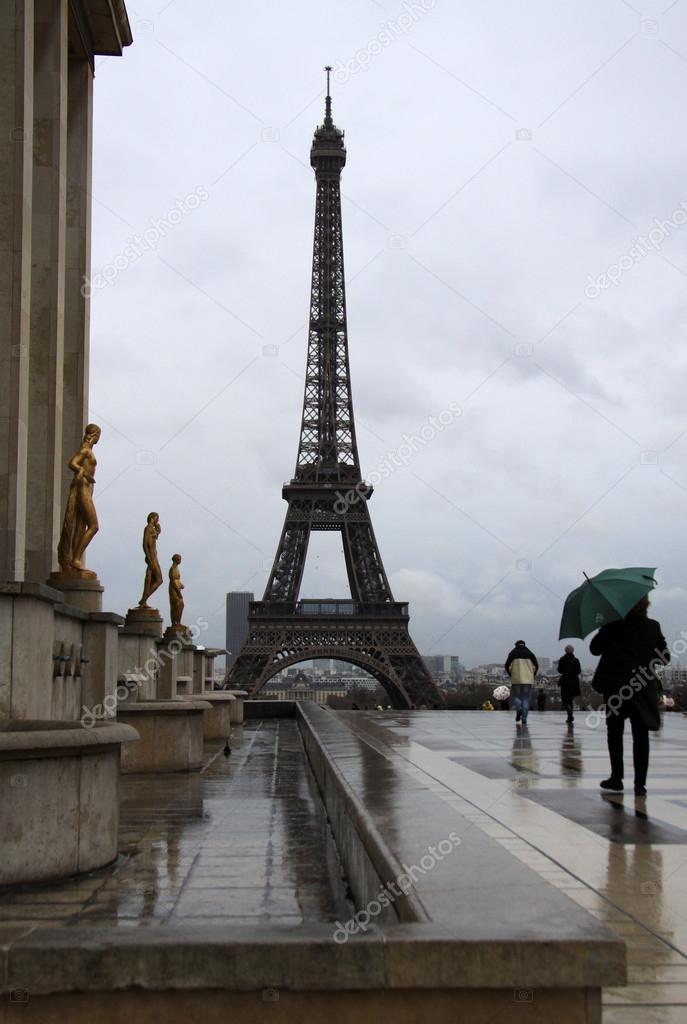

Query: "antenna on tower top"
<box><xmin>324</xmin><ymin>65</ymin><xmax>333</xmax><ymax>125</ymax></box>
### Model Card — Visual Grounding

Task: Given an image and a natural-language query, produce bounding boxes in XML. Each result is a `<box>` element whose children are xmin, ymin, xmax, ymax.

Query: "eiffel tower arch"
<box><xmin>226</xmin><ymin>71</ymin><xmax>443</xmax><ymax>710</ymax></box>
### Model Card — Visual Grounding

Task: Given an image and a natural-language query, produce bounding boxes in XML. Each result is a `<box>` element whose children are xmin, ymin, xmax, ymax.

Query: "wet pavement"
<box><xmin>333</xmin><ymin>709</ymin><xmax>687</xmax><ymax>1024</ymax></box>
<box><xmin>4</xmin><ymin>706</ymin><xmax>687</xmax><ymax>1020</ymax></box>
<box><xmin>0</xmin><ymin>719</ymin><xmax>351</xmax><ymax>928</ymax></box>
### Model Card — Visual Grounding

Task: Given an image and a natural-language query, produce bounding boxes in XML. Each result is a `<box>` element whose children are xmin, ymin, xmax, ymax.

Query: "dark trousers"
<box><xmin>562</xmin><ymin>699</ymin><xmax>575</xmax><ymax>721</ymax></box>
<box><xmin>606</xmin><ymin>701</ymin><xmax>650</xmax><ymax>786</ymax></box>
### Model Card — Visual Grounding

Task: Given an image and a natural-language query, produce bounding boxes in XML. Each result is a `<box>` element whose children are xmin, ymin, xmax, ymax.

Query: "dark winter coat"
<box><xmin>557</xmin><ymin>652</ymin><xmax>581</xmax><ymax>701</ymax></box>
<box><xmin>589</xmin><ymin>610</ymin><xmax>667</xmax><ymax>700</ymax></box>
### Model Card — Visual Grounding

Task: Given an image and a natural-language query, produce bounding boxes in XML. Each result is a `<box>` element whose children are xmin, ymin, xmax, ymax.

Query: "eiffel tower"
<box><xmin>226</xmin><ymin>71</ymin><xmax>443</xmax><ymax>709</ymax></box>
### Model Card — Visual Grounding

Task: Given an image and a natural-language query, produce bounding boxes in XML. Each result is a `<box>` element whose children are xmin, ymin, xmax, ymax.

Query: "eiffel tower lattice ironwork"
<box><xmin>225</xmin><ymin>71</ymin><xmax>443</xmax><ymax>709</ymax></box>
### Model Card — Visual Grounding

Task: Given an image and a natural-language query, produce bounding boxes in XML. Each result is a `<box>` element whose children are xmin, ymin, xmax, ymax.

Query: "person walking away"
<box><xmin>505</xmin><ymin>641</ymin><xmax>539</xmax><ymax>727</ymax></box>
<box><xmin>590</xmin><ymin>595</ymin><xmax>670</xmax><ymax>796</ymax></box>
<box><xmin>558</xmin><ymin>644</ymin><xmax>581</xmax><ymax>725</ymax></box>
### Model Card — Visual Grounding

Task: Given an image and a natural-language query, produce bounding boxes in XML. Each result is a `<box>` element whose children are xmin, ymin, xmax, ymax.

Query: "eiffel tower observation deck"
<box><xmin>226</xmin><ymin>71</ymin><xmax>442</xmax><ymax>709</ymax></box>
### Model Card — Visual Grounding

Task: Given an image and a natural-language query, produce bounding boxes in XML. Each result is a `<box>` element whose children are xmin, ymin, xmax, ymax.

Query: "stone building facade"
<box><xmin>1</xmin><ymin>0</ymin><xmax>132</xmax><ymax>584</ymax></box>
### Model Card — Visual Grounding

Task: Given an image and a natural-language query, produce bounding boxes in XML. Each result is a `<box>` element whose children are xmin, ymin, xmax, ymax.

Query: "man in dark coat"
<box><xmin>590</xmin><ymin>595</ymin><xmax>670</xmax><ymax>796</ymax></box>
<box><xmin>557</xmin><ymin>644</ymin><xmax>581</xmax><ymax>725</ymax></box>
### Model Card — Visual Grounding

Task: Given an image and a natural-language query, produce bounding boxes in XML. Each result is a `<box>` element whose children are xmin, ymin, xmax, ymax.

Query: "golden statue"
<box><xmin>56</xmin><ymin>423</ymin><xmax>101</xmax><ymax>578</ymax></box>
<box><xmin>138</xmin><ymin>512</ymin><xmax>162</xmax><ymax>608</ymax></box>
<box><xmin>168</xmin><ymin>553</ymin><xmax>185</xmax><ymax>628</ymax></box>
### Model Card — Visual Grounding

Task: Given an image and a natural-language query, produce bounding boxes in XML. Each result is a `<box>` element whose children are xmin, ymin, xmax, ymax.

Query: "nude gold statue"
<box><xmin>138</xmin><ymin>513</ymin><xmax>162</xmax><ymax>608</ymax></box>
<box><xmin>56</xmin><ymin>423</ymin><xmax>101</xmax><ymax>578</ymax></box>
<box><xmin>168</xmin><ymin>553</ymin><xmax>185</xmax><ymax>629</ymax></box>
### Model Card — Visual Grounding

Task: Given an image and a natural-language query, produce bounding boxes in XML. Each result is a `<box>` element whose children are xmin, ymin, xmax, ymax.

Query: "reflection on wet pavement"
<box><xmin>559</xmin><ymin>725</ymin><xmax>583</xmax><ymax>775</ymax></box>
<box><xmin>525</xmin><ymin>789</ymin><xmax>687</xmax><ymax>844</ymax></box>
<box><xmin>333</xmin><ymin>709</ymin><xmax>687</xmax><ymax>1023</ymax></box>
<box><xmin>0</xmin><ymin>720</ymin><xmax>351</xmax><ymax>928</ymax></box>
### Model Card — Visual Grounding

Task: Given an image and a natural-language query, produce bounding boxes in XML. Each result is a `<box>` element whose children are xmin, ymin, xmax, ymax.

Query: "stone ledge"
<box><xmin>54</xmin><ymin>607</ymin><xmax>125</xmax><ymax>625</ymax></box>
<box><xmin>297</xmin><ymin>703</ymin><xmax>626</xmax><ymax>989</ymax></box>
<box><xmin>0</xmin><ymin>722</ymin><xmax>138</xmax><ymax>884</ymax></box>
<box><xmin>89</xmin><ymin>612</ymin><xmax>126</xmax><ymax>626</ymax></box>
<box><xmin>0</xmin><ymin>720</ymin><xmax>139</xmax><ymax>758</ymax></box>
<box><xmin>181</xmin><ymin>692</ymin><xmax>235</xmax><ymax>702</ymax></box>
<box><xmin>117</xmin><ymin>700</ymin><xmax>211</xmax><ymax>716</ymax></box>
<box><xmin>54</xmin><ymin>602</ymin><xmax>89</xmax><ymax>621</ymax></box>
<box><xmin>0</xmin><ymin>923</ymin><xmax>623</xmax><ymax>995</ymax></box>
<box><xmin>245</xmin><ymin>700</ymin><xmax>295</xmax><ymax>719</ymax></box>
<box><xmin>299</xmin><ymin>704</ymin><xmax>428</xmax><ymax>925</ymax></box>
<box><xmin>0</xmin><ymin>581</ymin><xmax>63</xmax><ymax>604</ymax></box>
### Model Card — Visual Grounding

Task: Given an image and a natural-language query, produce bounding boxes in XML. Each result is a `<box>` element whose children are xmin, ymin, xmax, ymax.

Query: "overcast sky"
<box><xmin>89</xmin><ymin>0</ymin><xmax>687</xmax><ymax>669</ymax></box>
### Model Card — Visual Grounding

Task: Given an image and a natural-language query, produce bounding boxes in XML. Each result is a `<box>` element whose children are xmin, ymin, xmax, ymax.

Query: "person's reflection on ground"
<box><xmin>604</xmin><ymin>839</ymin><xmax>664</xmax><ymax>924</ymax></box>
<box><xmin>600</xmin><ymin>771</ymin><xmax>657</xmax><ymax>843</ymax></box>
<box><xmin>560</xmin><ymin>724</ymin><xmax>583</xmax><ymax>779</ymax></box>
<box><xmin>511</xmin><ymin>724</ymin><xmax>539</xmax><ymax>782</ymax></box>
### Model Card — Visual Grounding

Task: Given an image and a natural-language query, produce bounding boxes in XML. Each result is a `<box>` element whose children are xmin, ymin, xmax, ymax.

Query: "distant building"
<box><xmin>225</xmin><ymin>592</ymin><xmax>254</xmax><ymax>668</ymax></box>
<box><xmin>660</xmin><ymin>665</ymin><xmax>687</xmax><ymax>686</ymax></box>
<box><xmin>424</xmin><ymin>655</ymin><xmax>462</xmax><ymax>674</ymax></box>
<box><xmin>332</xmin><ymin>658</ymin><xmax>356</xmax><ymax>673</ymax></box>
<box><xmin>460</xmin><ymin>663</ymin><xmax>507</xmax><ymax>686</ymax></box>
<box><xmin>261</xmin><ymin>671</ymin><xmax>349</xmax><ymax>706</ymax></box>
<box><xmin>263</xmin><ymin>666</ymin><xmax>379</xmax><ymax>705</ymax></box>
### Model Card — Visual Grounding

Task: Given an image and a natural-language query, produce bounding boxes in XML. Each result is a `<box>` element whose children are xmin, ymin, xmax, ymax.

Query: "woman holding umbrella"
<box><xmin>559</xmin><ymin>568</ymin><xmax>670</xmax><ymax>797</ymax></box>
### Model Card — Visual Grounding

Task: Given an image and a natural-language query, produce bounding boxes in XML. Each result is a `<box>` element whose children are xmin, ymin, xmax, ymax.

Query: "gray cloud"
<box><xmin>89</xmin><ymin>0</ymin><xmax>687</xmax><ymax>668</ymax></box>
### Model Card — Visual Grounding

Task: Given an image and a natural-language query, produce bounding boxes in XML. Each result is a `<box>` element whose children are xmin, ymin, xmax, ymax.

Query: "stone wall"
<box><xmin>0</xmin><ymin>583</ymin><xmax>120</xmax><ymax>723</ymax></box>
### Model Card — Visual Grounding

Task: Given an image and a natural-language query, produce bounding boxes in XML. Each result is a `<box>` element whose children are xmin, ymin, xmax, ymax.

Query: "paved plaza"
<box><xmin>0</xmin><ymin>721</ymin><xmax>350</xmax><ymax>930</ymax></box>
<box><xmin>338</xmin><ymin>709</ymin><xmax>687</xmax><ymax>1023</ymax></box>
<box><xmin>2</xmin><ymin>708</ymin><xmax>687</xmax><ymax>1021</ymax></box>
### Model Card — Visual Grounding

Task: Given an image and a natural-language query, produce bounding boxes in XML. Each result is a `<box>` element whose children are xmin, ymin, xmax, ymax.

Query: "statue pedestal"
<box><xmin>117</xmin><ymin>700</ymin><xmax>210</xmax><ymax>772</ymax></box>
<box><xmin>48</xmin><ymin>574</ymin><xmax>103</xmax><ymax>613</ymax></box>
<box><xmin>124</xmin><ymin>606</ymin><xmax>163</xmax><ymax>637</ymax></box>
<box><xmin>82</xmin><ymin>611</ymin><xmax>126</xmax><ymax>718</ymax></box>
<box><xmin>192</xmin><ymin>649</ymin><xmax>214</xmax><ymax>695</ymax></box>
<box><xmin>1</xmin><ymin>582</ymin><xmax>67</xmax><ymax>719</ymax></box>
<box><xmin>157</xmin><ymin>633</ymin><xmax>195</xmax><ymax>699</ymax></box>
<box><xmin>116</xmin><ymin>624</ymin><xmax>215</xmax><ymax>771</ymax></box>
<box><xmin>162</xmin><ymin>623</ymin><xmax>192</xmax><ymax>642</ymax></box>
<box><xmin>118</xmin><ymin>611</ymin><xmax>163</xmax><ymax>703</ymax></box>
<box><xmin>226</xmin><ymin>689</ymin><xmax>249</xmax><ymax>723</ymax></box>
<box><xmin>180</xmin><ymin>691</ymin><xmax>236</xmax><ymax>740</ymax></box>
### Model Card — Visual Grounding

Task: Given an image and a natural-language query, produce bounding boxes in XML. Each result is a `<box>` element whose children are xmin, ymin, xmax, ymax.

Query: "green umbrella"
<box><xmin>558</xmin><ymin>567</ymin><xmax>657</xmax><ymax>640</ymax></box>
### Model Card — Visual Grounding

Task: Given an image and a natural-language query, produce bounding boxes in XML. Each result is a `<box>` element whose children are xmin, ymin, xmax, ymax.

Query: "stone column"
<box><xmin>82</xmin><ymin>612</ymin><xmax>123</xmax><ymax>720</ymax></box>
<box><xmin>25</xmin><ymin>0</ymin><xmax>68</xmax><ymax>582</ymax></box>
<box><xmin>157</xmin><ymin>635</ymin><xmax>195</xmax><ymax>699</ymax></box>
<box><xmin>118</xmin><ymin>614</ymin><xmax>164</xmax><ymax>702</ymax></box>
<box><xmin>192</xmin><ymin>649</ymin><xmax>208</xmax><ymax>694</ymax></box>
<box><xmin>62</xmin><ymin>57</ymin><xmax>92</xmax><ymax>505</ymax></box>
<box><xmin>0</xmin><ymin>0</ymin><xmax>34</xmax><ymax>582</ymax></box>
<box><xmin>0</xmin><ymin>582</ymin><xmax>56</xmax><ymax>720</ymax></box>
